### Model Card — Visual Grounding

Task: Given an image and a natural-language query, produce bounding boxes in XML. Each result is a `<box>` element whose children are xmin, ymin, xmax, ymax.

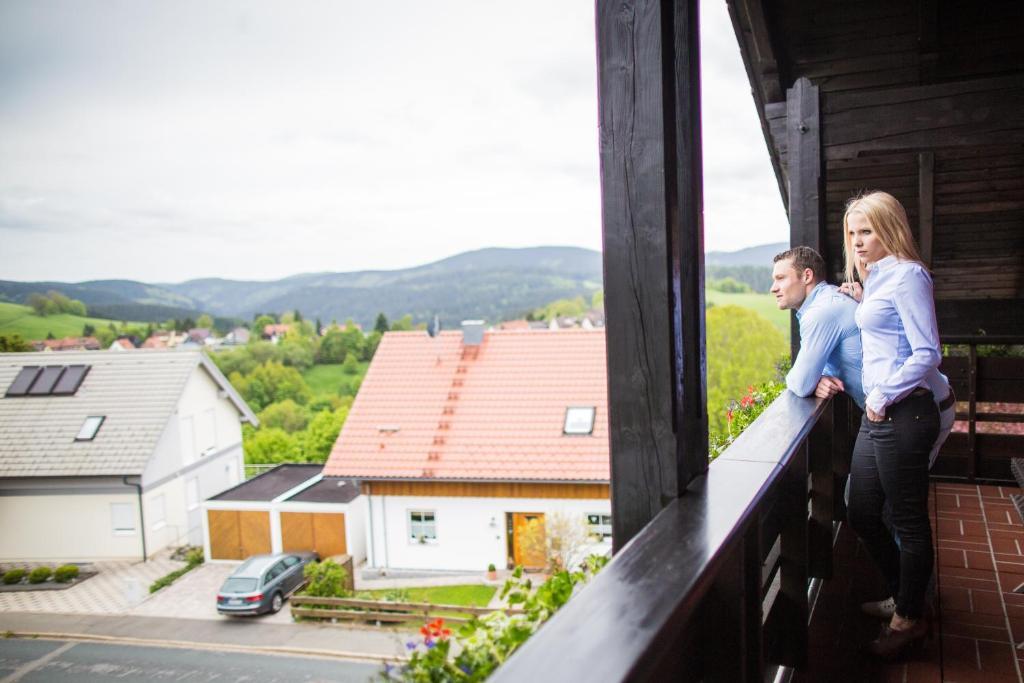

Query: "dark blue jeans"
<box><xmin>847</xmin><ymin>390</ymin><xmax>939</xmax><ymax>619</ymax></box>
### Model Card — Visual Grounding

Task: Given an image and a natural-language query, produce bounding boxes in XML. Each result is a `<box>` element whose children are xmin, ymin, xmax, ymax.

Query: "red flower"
<box><xmin>740</xmin><ymin>395</ymin><xmax>754</xmax><ymax>408</ymax></box>
<box><xmin>726</xmin><ymin>409</ymin><xmax>733</xmax><ymax>422</ymax></box>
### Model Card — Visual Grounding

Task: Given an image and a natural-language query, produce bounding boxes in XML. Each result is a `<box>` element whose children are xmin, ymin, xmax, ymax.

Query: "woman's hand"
<box><xmin>839</xmin><ymin>281</ymin><xmax>863</xmax><ymax>302</ymax></box>
<box><xmin>866</xmin><ymin>407</ymin><xmax>885</xmax><ymax>422</ymax></box>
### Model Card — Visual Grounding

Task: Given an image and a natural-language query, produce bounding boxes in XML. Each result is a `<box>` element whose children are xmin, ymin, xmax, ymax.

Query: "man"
<box><xmin>771</xmin><ymin>245</ymin><xmax>957</xmax><ymax>616</ymax></box>
<box><xmin>770</xmin><ymin>246</ymin><xmax>865</xmax><ymax>409</ymax></box>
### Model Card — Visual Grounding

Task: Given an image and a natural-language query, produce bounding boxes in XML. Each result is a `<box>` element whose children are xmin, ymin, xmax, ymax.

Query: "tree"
<box><xmin>374</xmin><ymin>313</ymin><xmax>390</xmax><ymax>334</ymax></box>
<box><xmin>706</xmin><ymin>305</ymin><xmax>787</xmax><ymax>435</ymax></box>
<box><xmin>253</xmin><ymin>314</ymin><xmax>276</xmax><ymax>335</ymax></box>
<box><xmin>257</xmin><ymin>399</ymin><xmax>310</xmax><ymax>433</ymax></box>
<box><xmin>708</xmin><ymin>277</ymin><xmax>753</xmax><ymax>294</ymax></box>
<box><xmin>233</xmin><ymin>361</ymin><xmax>312</xmax><ymax>412</ymax></box>
<box><xmin>242</xmin><ymin>426</ymin><xmax>300</xmax><ymax>464</ymax></box>
<box><xmin>341</xmin><ymin>352</ymin><xmax>360</xmax><ymax>375</ymax></box>
<box><xmin>391</xmin><ymin>314</ymin><xmax>414</xmax><ymax>331</ymax></box>
<box><xmin>301</xmin><ymin>405</ymin><xmax>351</xmax><ymax>463</ymax></box>
<box><xmin>545</xmin><ymin>512</ymin><xmax>593</xmax><ymax>573</ymax></box>
<box><xmin>196</xmin><ymin>313</ymin><xmax>214</xmax><ymax>329</ymax></box>
<box><xmin>0</xmin><ymin>335</ymin><xmax>31</xmax><ymax>352</ymax></box>
<box><xmin>362</xmin><ymin>330</ymin><xmax>383</xmax><ymax>362</ymax></box>
<box><xmin>82</xmin><ymin>324</ymin><xmax>96</xmax><ymax>337</ymax></box>
<box><xmin>27</xmin><ymin>292</ymin><xmax>56</xmax><ymax>316</ymax></box>
<box><xmin>591</xmin><ymin>291</ymin><xmax>604</xmax><ymax>310</ymax></box>
<box><xmin>316</xmin><ymin>327</ymin><xmax>348</xmax><ymax>364</ymax></box>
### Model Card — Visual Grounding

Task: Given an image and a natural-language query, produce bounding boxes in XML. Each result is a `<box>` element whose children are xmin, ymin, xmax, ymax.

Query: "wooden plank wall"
<box><xmin>758</xmin><ymin>1</ymin><xmax>1024</xmax><ymax>300</ymax></box>
<box><xmin>364</xmin><ymin>481</ymin><xmax>610</xmax><ymax>499</ymax></box>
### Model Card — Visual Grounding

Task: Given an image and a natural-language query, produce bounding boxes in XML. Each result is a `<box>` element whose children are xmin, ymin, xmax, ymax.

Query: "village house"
<box><xmin>0</xmin><ymin>349</ymin><xmax>257</xmax><ymax>562</ymax></box>
<box><xmin>322</xmin><ymin>322</ymin><xmax>611</xmax><ymax>573</ymax></box>
<box><xmin>31</xmin><ymin>336</ymin><xmax>101</xmax><ymax>352</ymax></box>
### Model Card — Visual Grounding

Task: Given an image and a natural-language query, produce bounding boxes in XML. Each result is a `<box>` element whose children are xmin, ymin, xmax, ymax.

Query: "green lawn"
<box><xmin>0</xmin><ymin>301</ymin><xmax>145</xmax><ymax>342</ymax></box>
<box><xmin>705</xmin><ymin>290</ymin><xmax>789</xmax><ymax>339</ymax></box>
<box><xmin>302</xmin><ymin>362</ymin><xmax>369</xmax><ymax>397</ymax></box>
<box><xmin>365</xmin><ymin>584</ymin><xmax>497</xmax><ymax>607</ymax></box>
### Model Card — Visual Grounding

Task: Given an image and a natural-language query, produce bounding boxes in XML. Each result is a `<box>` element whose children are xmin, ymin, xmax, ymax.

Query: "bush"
<box><xmin>149</xmin><ymin>548</ymin><xmax>204</xmax><ymax>593</ymax></box>
<box><xmin>302</xmin><ymin>560</ymin><xmax>350</xmax><ymax>598</ymax></box>
<box><xmin>53</xmin><ymin>565</ymin><xmax>80</xmax><ymax>583</ymax></box>
<box><xmin>3</xmin><ymin>569</ymin><xmax>26</xmax><ymax>585</ymax></box>
<box><xmin>487</xmin><ymin>563</ymin><xmax>497</xmax><ymax>573</ymax></box>
<box><xmin>185</xmin><ymin>547</ymin><xmax>204</xmax><ymax>567</ymax></box>
<box><xmin>28</xmin><ymin>567</ymin><xmax>52</xmax><ymax>584</ymax></box>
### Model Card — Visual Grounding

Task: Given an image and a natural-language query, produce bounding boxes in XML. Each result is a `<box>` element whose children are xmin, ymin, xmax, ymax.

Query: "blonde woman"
<box><xmin>839</xmin><ymin>191</ymin><xmax>940</xmax><ymax>659</ymax></box>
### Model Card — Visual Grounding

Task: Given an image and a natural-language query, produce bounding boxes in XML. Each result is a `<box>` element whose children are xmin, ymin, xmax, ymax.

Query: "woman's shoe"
<box><xmin>860</xmin><ymin>596</ymin><xmax>896</xmax><ymax>619</ymax></box>
<box><xmin>866</xmin><ymin>618</ymin><xmax>931</xmax><ymax>661</ymax></box>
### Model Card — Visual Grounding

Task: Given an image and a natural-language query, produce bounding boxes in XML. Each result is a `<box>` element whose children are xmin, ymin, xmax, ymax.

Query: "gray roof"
<box><xmin>0</xmin><ymin>350</ymin><xmax>257</xmax><ymax>478</ymax></box>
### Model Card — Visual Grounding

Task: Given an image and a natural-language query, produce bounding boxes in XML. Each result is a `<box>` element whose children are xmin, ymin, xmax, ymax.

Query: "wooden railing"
<box><xmin>492</xmin><ymin>391</ymin><xmax>855</xmax><ymax>682</ymax></box>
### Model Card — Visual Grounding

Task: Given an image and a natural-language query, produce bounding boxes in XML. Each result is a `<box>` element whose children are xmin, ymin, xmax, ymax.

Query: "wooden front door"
<box><xmin>511</xmin><ymin>512</ymin><xmax>547</xmax><ymax>570</ymax></box>
<box><xmin>207</xmin><ymin>509</ymin><xmax>271</xmax><ymax>560</ymax></box>
<box><xmin>281</xmin><ymin>512</ymin><xmax>347</xmax><ymax>558</ymax></box>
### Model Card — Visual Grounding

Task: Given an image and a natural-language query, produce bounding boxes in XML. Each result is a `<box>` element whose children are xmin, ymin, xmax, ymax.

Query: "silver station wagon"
<box><xmin>216</xmin><ymin>552</ymin><xmax>318</xmax><ymax>616</ymax></box>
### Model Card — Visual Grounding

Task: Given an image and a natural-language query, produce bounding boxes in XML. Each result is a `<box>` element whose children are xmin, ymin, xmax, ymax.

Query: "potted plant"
<box><xmin>486</xmin><ymin>563</ymin><xmax>498</xmax><ymax>581</ymax></box>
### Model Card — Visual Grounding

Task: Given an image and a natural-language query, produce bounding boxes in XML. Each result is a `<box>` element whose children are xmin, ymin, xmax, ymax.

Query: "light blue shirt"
<box><xmin>856</xmin><ymin>256</ymin><xmax>943</xmax><ymax>416</ymax></box>
<box><xmin>786</xmin><ymin>281</ymin><xmax>866</xmax><ymax>409</ymax></box>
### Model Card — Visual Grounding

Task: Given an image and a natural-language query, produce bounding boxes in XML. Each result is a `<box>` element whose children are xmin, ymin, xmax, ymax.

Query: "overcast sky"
<box><xmin>0</xmin><ymin>0</ymin><xmax>787</xmax><ymax>283</ymax></box>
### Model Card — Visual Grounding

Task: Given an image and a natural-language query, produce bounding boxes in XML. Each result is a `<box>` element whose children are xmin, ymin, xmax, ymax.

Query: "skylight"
<box><xmin>563</xmin><ymin>406</ymin><xmax>596</xmax><ymax>435</ymax></box>
<box><xmin>5</xmin><ymin>364</ymin><xmax>91</xmax><ymax>397</ymax></box>
<box><xmin>76</xmin><ymin>416</ymin><xmax>105</xmax><ymax>441</ymax></box>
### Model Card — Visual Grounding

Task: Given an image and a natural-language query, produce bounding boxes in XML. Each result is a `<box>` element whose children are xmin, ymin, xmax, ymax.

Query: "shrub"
<box><xmin>28</xmin><ymin>567</ymin><xmax>52</xmax><ymax>584</ymax></box>
<box><xmin>53</xmin><ymin>565</ymin><xmax>80</xmax><ymax>583</ymax></box>
<box><xmin>149</xmin><ymin>548</ymin><xmax>204</xmax><ymax>593</ymax></box>
<box><xmin>302</xmin><ymin>560</ymin><xmax>350</xmax><ymax>598</ymax></box>
<box><xmin>487</xmin><ymin>563</ymin><xmax>497</xmax><ymax>573</ymax></box>
<box><xmin>3</xmin><ymin>569</ymin><xmax>26</xmax><ymax>585</ymax></box>
<box><xmin>185</xmin><ymin>547</ymin><xmax>204</xmax><ymax>567</ymax></box>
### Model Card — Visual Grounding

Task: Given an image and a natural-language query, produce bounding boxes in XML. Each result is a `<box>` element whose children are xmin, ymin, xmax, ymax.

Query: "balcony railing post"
<box><xmin>831</xmin><ymin>394</ymin><xmax>854</xmax><ymax>521</ymax></box>
<box><xmin>967</xmin><ymin>342</ymin><xmax>978</xmax><ymax>481</ymax></box>
<box><xmin>765</xmin><ymin>441</ymin><xmax>809</xmax><ymax>668</ymax></box>
<box><xmin>808</xmin><ymin>401</ymin><xmax>833</xmax><ymax>579</ymax></box>
<box><xmin>705</xmin><ymin>521</ymin><xmax>763</xmax><ymax>682</ymax></box>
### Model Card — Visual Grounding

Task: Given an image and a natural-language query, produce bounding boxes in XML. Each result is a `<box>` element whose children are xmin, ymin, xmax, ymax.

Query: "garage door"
<box><xmin>280</xmin><ymin>512</ymin><xmax>346</xmax><ymax>558</ymax></box>
<box><xmin>207</xmin><ymin>510</ymin><xmax>271</xmax><ymax>560</ymax></box>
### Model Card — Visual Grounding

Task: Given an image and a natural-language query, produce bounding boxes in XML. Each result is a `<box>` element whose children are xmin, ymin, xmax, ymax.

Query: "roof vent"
<box><xmin>461</xmin><ymin>320</ymin><xmax>485</xmax><ymax>346</ymax></box>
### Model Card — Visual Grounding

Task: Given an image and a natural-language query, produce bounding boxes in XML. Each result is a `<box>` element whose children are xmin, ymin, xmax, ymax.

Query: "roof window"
<box><xmin>5</xmin><ymin>364</ymin><xmax>90</xmax><ymax>397</ymax></box>
<box><xmin>563</xmin><ymin>406</ymin><xmax>596</xmax><ymax>435</ymax></box>
<box><xmin>76</xmin><ymin>416</ymin><xmax>105</xmax><ymax>441</ymax></box>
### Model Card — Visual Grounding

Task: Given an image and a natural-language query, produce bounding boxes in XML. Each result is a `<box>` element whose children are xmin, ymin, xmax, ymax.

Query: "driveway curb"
<box><xmin>2</xmin><ymin>630</ymin><xmax>406</xmax><ymax>664</ymax></box>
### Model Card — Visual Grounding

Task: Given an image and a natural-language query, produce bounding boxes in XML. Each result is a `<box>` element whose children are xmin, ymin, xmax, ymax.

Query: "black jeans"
<box><xmin>847</xmin><ymin>390</ymin><xmax>939</xmax><ymax>619</ymax></box>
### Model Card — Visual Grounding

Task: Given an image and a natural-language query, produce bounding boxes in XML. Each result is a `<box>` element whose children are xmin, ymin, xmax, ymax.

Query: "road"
<box><xmin>0</xmin><ymin>637</ymin><xmax>381</xmax><ymax>682</ymax></box>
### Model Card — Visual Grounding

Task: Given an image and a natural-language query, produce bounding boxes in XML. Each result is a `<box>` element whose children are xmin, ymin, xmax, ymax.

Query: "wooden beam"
<box><xmin>936</xmin><ymin>299</ymin><xmax>1024</xmax><ymax>343</ymax></box>
<box><xmin>917</xmin><ymin>0</ymin><xmax>939</xmax><ymax>84</ymax></box>
<box><xmin>665</xmin><ymin>0</ymin><xmax>709</xmax><ymax>491</ymax></box>
<box><xmin>918</xmin><ymin>151</ymin><xmax>934</xmax><ymax>267</ymax></box>
<box><xmin>596</xmin><ymin>0</ymin><xmax>707</xmax><ymax>550</ymax></box>
<box><xmin>786</xmin><ymin>77</ymin><xmax>823</xmax><ymax>358</ymax></box>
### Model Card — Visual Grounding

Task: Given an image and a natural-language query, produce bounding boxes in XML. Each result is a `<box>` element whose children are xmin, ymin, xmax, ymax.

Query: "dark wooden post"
<box><xmin>706</xmin><ymin>523</ymin><xmax>763</xmax><ymax>681</ymax></box>
<box><xmin>967</xmin><ymin>343</ymin><xmax>978</xmax><ymax>481</ymax></box>
<box><xmin>808</xmin><ymin>402</ymin><xmax>833</xmax><ymax>579</ymax></box>
<box><xmin>598</xmin><ymin>0</ymin><xmax>707</xmax><ymax>550</ymax></box>
<box><xmin>786</xmin><ymin>77</ymin><xmax>823</xmax><ymax>359</ymax></box>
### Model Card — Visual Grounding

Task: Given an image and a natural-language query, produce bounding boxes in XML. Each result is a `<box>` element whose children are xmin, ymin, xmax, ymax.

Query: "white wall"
<box><xmin>0</xmin><ymin>492</ymin><xmax>143</xmax><ymax>562</ymax></box>
<box><xmin>366</xmin><ymin>495</ymin><xmax>612</xmax><ymax>572</ymax></box>
<box><xmin>141</xmin><ymin>363</ymin><xmax>247</xmax><ymax>549</ymax></box>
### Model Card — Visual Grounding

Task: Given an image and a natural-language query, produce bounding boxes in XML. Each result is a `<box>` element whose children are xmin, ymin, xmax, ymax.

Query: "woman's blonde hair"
<box><xmin>842</xmin><ymin>191</ymin><xmax>924</xmax><ymax>282</ymax></box>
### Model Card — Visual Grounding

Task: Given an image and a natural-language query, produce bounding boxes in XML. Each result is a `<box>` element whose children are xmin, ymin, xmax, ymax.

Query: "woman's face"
<box><xmin>847</xmin><ymin>211</ymin><xmax>889</xmax><ymax>267</ymax></box>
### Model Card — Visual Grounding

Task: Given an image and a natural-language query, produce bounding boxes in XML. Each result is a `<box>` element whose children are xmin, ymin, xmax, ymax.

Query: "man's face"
<box><xmin>770</xmin><ymin>259</ymin><xmax>811</xmax><ymax>310</ymax></box>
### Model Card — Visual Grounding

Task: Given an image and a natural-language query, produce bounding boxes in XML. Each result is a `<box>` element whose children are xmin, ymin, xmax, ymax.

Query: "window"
<box><xmin>150</xmin><ymin>494</ymin><xmax>166</xmax><ymax>530</ymax></box>
<box><xmin>563</xmin><ymin>406</ymin><xmax>596</xmax><ymax>435</ymax></box>
<box><xmin>587</xmin><ymin>513</ymin><xmax>612</xmax><ymax>541</ymax></box>
<box><xmin>283</xmin><ymin>555</ymin><xmax>300</xmax><ymax>568</ymax></box>
<box><xmin>186</xmin><ymin>478</ymin><xmax>199</xmax><ymax>511</ymax></box>
<box><xmin>409</xmin><ymin>510</ymin><xmax>437</xmax><ymax>543</ymax></box>
<box><xmin>75</xmin><ymin>416</ymin><xmax>105</xmax><ymax>441</ymax></box>
<box><xmin>6</xmin><ymin>365</ymin><xmax>91</xmax><ymax>397</ymax></box>
<box><xmin>111</xmin><ymin>502</ymin><xmax>136</xmax><ymax>536</ymax></box>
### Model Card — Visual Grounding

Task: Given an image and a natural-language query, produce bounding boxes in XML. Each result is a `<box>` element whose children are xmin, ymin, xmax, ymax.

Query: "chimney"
<box><xmin>461</xmin><ymin>320</ymin><xmax>485</xmax><ymax>346</ymax></box>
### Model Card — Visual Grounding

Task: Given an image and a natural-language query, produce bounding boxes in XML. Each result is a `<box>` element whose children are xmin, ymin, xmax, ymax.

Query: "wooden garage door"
<box><xmin>280</xmin><ymin>512</ymin><xmax>346</xmax><ymax>558</ymax></box>
<box><xmin>207</xmin><ymin>510</ymin><xmax>271</xmax><ymax>560</ymax></box>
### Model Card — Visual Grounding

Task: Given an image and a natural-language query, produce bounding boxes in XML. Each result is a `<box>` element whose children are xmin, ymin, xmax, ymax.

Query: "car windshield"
<box><xmin>221</xmin><ymin>578</ymin><xmax>258</xmax><ymax>593</ymax></box>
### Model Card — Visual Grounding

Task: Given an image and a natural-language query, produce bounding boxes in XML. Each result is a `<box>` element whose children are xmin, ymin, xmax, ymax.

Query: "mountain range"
<box><xmin>0</xmin><ymin>243</ymin><xmax>781</xmax><ymax>327</ymax></box>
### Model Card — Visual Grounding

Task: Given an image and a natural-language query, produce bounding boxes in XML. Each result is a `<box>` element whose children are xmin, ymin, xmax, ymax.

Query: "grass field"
<box><xmin>365</xmin><ymin>584</ymin><xmax>497</xmax><ymax>607</ymax></box>
<box><xmin>705</xmin><ymin>290</ymin><xmax>789</xmax><ymax>339</ymax></box>
<box><xmin>0</xmin><ymin>301</ymin><xmax>145</xmax><ymax>342</ymax></box>
<box><xmin>302</xmin><ymin>362</ymin><xmax>369</xmax><ymax>397</ymax></box>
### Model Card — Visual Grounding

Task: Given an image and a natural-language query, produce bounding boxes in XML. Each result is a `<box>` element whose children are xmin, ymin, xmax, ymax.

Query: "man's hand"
<box><xmin>814</xmin><ymin>376</ymin><xmax>845</xmax><ymax>400</ymax></box>
<box><xmin>866</xmin><ymin>407</ymin><xmax>885</xmax><ymax>422</ymax></box>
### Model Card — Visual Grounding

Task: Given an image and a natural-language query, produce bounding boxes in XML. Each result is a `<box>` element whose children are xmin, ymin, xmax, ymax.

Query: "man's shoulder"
<box><xmin>804</xmin><ymin>284</ymin><xmax>857</xmax><ymax>321</ymax></box>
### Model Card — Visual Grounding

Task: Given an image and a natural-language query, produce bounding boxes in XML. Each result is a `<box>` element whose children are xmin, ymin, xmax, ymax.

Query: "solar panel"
<box><xmin>53</xmin><ymin>365</ymin><xmax>91</xmax><ymax>396</ymax></box>
<box><xmin>27</xmin><ymin>366</ymin><xmax>66</xmax><ymax>395</ymax></box>
<box><xmin>5</xmin><ymin>366</ymin><xmax>42</xmax><ymax>396</ymax></box>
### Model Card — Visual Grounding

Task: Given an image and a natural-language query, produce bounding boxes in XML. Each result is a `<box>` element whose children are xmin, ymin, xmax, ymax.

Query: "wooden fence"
<box><xmin>291</xmin><ymin>596</ymin><xmax>522</xmax><ymax>626</ymax></box>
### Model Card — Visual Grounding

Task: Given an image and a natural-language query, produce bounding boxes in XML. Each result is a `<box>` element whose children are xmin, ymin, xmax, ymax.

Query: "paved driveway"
<box><xmin>129</xmin><ymin>562</ymin><xmax>294</xmax><ymax>623</ymax></box>
<box><xmin>0</xmin><ymin>555</ymin><xmax>183</xmax><ymax>615</ymax></box>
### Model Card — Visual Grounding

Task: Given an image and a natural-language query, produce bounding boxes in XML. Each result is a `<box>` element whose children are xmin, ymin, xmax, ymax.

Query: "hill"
<box><xmin>706</xmin><ymin>242</ymin><xmax>786</xmax><ymax>266</ymax></box>
<box><xmin>0</xmin><ymin>302</ymin><xmax>146</xmax><ymax>342</ymax></box>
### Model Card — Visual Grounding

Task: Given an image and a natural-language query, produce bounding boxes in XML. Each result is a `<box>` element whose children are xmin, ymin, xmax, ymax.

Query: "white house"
<box><xmin>0</xmin><ymin>349</ymin><xmax>258</xmax><ymax>562</ymax></box>
<box><xmin>322</xmin><ymin>324</ymin><xmax>611</xmax><ymax>573</ymax></box>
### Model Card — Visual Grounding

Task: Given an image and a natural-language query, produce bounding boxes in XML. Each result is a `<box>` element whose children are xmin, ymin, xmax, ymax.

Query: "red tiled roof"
<box><xmin>322</xmin><ymin>329</ymin><xmax>609</xmax><ymax>482</ymax></box>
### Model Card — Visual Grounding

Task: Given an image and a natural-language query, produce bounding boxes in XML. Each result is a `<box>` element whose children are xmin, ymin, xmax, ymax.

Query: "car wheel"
<box><xmin>270</xmin><ymin>592</ymin><xmax>284</xmax><ymax>614</ymax></box>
